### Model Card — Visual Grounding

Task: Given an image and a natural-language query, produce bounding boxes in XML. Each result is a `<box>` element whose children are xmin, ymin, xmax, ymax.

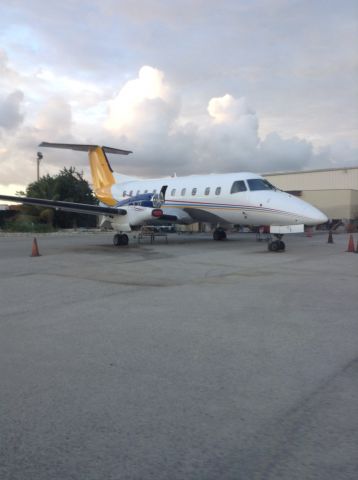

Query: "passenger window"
<box><xmin>215</xmin><ymin>187</ymin><xmax>221</xmax><ymax>195</ymax></box>
<box><xmin>230</xmin><ymin>180</ymin><xmax>247</xmax><ymax>194</ymax></box>
<box><xmin>181</xmin><ymin>188</ymin><xmax>186</xmax><ymax>196</ymax></box>
<box><xmin>192</xmin><ymin>188</ymin><xmax>197</xmax><ymax>196</ymax></box>
<box><xmin>171</xmin><ymin>188</ymin><xmax>176</xmax><ymax>196</ymax></box>
<box><xmin>204</xmin><ymin>187</ymin><xmax>210</xmax><ymax>196</ymax></box>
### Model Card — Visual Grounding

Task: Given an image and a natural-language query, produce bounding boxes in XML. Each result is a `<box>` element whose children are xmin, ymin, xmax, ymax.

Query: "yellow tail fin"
<box><xmin>38</xmin><ymin>142</ymin><xmax>132</xmax><ymax>206</ymax></box>
<box><xmin>89</xmin><ymin>147</ymin><xmax>116</xmax><ymax>205</ymax></box>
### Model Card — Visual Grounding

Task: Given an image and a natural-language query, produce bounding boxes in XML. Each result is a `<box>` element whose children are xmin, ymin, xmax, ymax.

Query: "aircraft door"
<box><xmin>160</xmin><ymin>185</ymin><xmax>168</xmax><ymax>201</ymax></box>
<box><xmin>151</xmin><ymin>186</ymin><xmax>167</xmax><ymax>208</ymax></box>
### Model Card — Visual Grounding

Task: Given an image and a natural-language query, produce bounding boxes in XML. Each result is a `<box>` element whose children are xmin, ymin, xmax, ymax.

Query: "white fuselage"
<box><xmin>110</xmin><ymin>172</ymin><xmax>327</xmax><ymax>227</ymax></box>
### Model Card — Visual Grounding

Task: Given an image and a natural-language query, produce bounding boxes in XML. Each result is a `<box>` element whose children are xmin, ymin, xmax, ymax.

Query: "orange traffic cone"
<box><xmin>31</xmin><ymin>237</ymin><xmax>41</xmax><ymax>257</ymax></box>
<box><xmin>327</xmin><ymin>230</ymin><xmax>334</xmax><ymax>244</ymax></box>
<box><xmin>346</xmin><ymin>234</ymin><xmax>355</xmax><ymax>253</ymax></box>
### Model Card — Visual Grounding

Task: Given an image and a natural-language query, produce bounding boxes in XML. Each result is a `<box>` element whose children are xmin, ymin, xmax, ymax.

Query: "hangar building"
<box><xmin>263</xmin><ymin>166</ymin><xmax>358</xmax><ymax>221</ymax></box>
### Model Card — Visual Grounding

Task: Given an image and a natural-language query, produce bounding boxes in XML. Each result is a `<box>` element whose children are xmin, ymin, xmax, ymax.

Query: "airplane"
<box><xmin>0</xmin><ymin>142</ymin><xmax>328</xmax><ymax>251</ymax></box>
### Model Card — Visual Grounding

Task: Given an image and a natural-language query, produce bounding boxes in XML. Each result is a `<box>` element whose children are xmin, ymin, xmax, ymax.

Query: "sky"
<box><xmin>0</xmin><ymin>0</ymin><xmax>357</xmax><ymax>195</ymax></box>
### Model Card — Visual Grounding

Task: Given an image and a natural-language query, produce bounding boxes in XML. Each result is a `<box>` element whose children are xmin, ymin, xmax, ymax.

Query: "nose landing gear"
<box><xmin>268</xmin><ymin>234</ymin><xmax>285</xmax><ymax>252</ymax></box>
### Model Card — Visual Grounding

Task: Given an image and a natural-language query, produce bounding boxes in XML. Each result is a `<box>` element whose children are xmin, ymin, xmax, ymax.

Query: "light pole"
<box><xmin>37</xmin><ymin>152</ymin><xmax>43</xmax><ymax>181</ymax></box>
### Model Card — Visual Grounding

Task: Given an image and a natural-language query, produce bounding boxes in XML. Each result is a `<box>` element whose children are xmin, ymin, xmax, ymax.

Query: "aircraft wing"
<box><xmin>0</xmin><ymin>195</ymin><xmax>127</xmax><ymax>216</ymax></box>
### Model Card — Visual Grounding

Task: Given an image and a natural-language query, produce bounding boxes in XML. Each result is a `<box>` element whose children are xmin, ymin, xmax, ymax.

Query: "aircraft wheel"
<box><xmin>119</xmin><ymin>234</ymin><xmax>129</xmax><ymax>246</ymax></box>
<box><xmin>268</xmin><ymin>240</ymin><xmax>279</xmax><ymax>251</ymax></box>
<box><xmin>213</xmin><ymin>229</ymin><xmax>227</xmax><ymax>241</ymax></box>
<box><xmin>113</xmin><ymin>234</ymin><xmax>129</xmax><ymax>246</ymax></box>
<box><xmin>278</xmin><ymin>240</ymin><xmax>285</xmax><ymax>251</ymax></box>
<box><xmin>268</xmin><ymin>240</ymin><xmax>285</xmax><ymax>252</ymax></box>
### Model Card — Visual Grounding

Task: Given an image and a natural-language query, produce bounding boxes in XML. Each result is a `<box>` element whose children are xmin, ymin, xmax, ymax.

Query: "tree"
<box><xmin>24</xmin><ymin>167</ymin><xmax>98</xmax><ymax>228</ymax></box>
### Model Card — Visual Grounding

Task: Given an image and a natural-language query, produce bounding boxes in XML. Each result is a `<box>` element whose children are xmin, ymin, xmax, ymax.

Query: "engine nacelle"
<box><xmin>105</xmin><ymin>205</ymin><xmax>163</xmax><ymax>232</ymax></box>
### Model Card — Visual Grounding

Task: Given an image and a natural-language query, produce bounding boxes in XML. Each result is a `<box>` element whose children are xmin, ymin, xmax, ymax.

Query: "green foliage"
<box><xmin>0</xmin><ymin>209</ymin><xmax>17</xmax><ymax>228</ymax></box>
<box><xmin>22</xmin><ymin>167</ymin><xmax>98</xmax><ymax>228</ymax></box>
<box><xmin>3</xmin><ymin>220</ymin><xmax>55</xmax><ymax>233</ymax></box>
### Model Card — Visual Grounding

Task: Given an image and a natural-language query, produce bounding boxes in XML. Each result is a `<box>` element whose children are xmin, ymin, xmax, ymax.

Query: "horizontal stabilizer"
<box><xmin>0</xmin><ymin>195</ymin><xmax>127</xmax><ymax>217</ymax></box>
<box><xmin>39</xmin><ymin>142</ymin><xmax>132</xmax><ymax>155</ymax></box>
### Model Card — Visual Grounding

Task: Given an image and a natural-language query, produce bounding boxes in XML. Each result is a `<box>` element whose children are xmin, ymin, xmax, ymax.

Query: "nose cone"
<box><xmin>279</xmin><ymin>192</ymin><xmax>328</xmax><ymax>226</ymax></box>
<box><xmin>303</xmin><ymin>205</ymin><xmax>328</xmax><ymax>226</ymax></box>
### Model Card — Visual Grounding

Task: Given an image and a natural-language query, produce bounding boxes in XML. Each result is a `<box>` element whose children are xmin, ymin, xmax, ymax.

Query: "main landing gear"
<box><xmin>268</xmin><ymin>234</ymin><xmax>285</xmax><ymax>252</ymax></box>
<box><xmin>213</xmin><ymin>228</ymin><xmax>227</xmax><ymax>241</ymax></box>
<box><xmin>113</xmin><ymin>233</ymin><xmax>129</xmax><ymax>246</ymax></box>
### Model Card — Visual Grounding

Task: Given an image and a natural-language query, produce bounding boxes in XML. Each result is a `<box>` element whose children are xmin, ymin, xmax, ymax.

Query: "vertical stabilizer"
<box><xmin>88</xmin><ymin>147</ymin><xmax>117</xmax><ymax>205</ymax></box>
<box><xmin>39</xmin><ymin>142</ymin><xmax>132</xmax><ymax>206</ymax></box>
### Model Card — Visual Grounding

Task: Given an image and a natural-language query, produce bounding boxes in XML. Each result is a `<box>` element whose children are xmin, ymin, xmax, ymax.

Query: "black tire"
<box><xmin>269</xmin><ymin>240</ymin><xmax>279</xmax><ymax>252</ymax></box>
<box><xmin>113</xmin><ymin>234</ymin><xmax>120</xmax><ymax>246</ymax></box>
<box><xmin>113</xmin><ymin>233</ymin><xmax>129</xmax><ymax>246</ymax></box>
<box><xmin>213</xmin><ymin>229</ymin><xmax>226</xmax><ymax>241</ymax></box>
<box><xmin>278</xmin><ymin>240</ymin><xmax>285</xmax><ymax>251</ymax></box>
<box><xmin>119</xmin><ymin>234</ymin><xmax>129</xmax><ymax>246</ymax></box>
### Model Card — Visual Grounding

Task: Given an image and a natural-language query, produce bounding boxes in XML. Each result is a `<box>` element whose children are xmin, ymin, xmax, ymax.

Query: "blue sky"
<box><xmin>0</xmin><ymin>0</ymin><xmax>357</xmax><ymax>194</ymax></box>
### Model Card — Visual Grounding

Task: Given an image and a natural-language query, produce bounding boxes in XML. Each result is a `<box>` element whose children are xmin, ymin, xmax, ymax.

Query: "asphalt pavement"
<box><xmin>0</xmin><ymin>231</ymin><xmax>357</xmax><ymax>480</ymax></box>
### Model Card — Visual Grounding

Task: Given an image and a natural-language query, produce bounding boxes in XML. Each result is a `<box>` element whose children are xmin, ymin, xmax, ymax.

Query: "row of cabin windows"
<box><xmin>167</xmin><ymin>180</ymin><xmax>247</xmax><ymax>197</ymax></box>
<box><xmin>170</xmin><ymin>186</ymin><xmax>222</xmax><ymax>197</ymax></box>
<box><xmin>122</xmin><ymin>179</ymin><xmax>273</xmax><ymax>197</ymax></box>
<box><xmin>123</xmin><ymin>189</ymin><xmax>156</xmax><ymax>197</ymax></box>
<box><xmin>123</xmin><ymin>187</ymin><xmax>223</xmax><ymax>197</ymax></box>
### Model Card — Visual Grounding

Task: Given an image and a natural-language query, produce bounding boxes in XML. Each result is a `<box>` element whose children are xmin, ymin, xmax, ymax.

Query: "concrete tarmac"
<box><xmin>0</xmin><ymin>231</ymin><xmax>357</xmax><ymax>480</ymax></box>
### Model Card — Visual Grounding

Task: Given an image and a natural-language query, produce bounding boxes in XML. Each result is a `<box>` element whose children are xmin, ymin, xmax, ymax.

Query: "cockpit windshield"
<box><xmin>247</xmin><ymin>179</ymin><xmax>276</xmax><ymax>191</ymax></box>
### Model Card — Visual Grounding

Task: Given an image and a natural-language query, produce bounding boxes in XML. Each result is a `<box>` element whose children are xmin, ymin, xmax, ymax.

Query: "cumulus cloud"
<box><xmin>106</xmin><ymin>66</ymin><xmax>179</xmax><ymax>136</ymax></box>
<box><xmin>102</xmin><ymin>68</ymin><xmax>357</xmax><ymax>177</ymax></box>
<box><xmin>102</xmin><ymin>66</ymin><xmax>183</xmax><ymax>175</ymax></box>
<box><xmin>201</xmin><ymin>94</ymin><xmax>260</xmax><ymax>170</ymax></box>
<box><xmin>35</xmin><ymin>96</ymin><xmax>72</xmax><ymax>137</ymax></box>
<box><xmin>0</xmin><ymin>129</ymin><xmax>44</xmax><ymax>187</ymax></box>
<box><xmin>0</xmin><ymin>95</ymin><xmax>76</xmax><ymax>190</ymax></box>
<box><xmin>0</xmin><ymin>62</ymin><xmax>357</xmax><ymax>195</ymax></box>
<box><xmin>313</xmin><ymin>141</ymin><xmax>358</xmax><ymax>169</ymax></box>
<box><xmin>102</xmin><ymin>71</ymin><xmax>315</xmax><ymax>175</ymax></box>
<box><xmin>0</xmin><ymin>90</ymin><xmax>25</xmax><ymax>130</ymax></box>
<box><xmin>207</xmin><ymin>94</ymin><xmax>254</xmax><ymax>124</ymax></box>
<box><xmin>0</xmin><ymin>49</ymin><xmax>20</xmax><ymax>88</ymax></box>
<box><xmin>258</xmin><ymin>132</ymin><xmax>314</xmax><ymax>172</ymax></box>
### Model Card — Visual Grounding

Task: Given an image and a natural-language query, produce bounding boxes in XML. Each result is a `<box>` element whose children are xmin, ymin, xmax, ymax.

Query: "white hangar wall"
<box><xmin>263</xmin><ymin>167</ymin><xmax>358</xmax><ymax>220</ymax></box>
